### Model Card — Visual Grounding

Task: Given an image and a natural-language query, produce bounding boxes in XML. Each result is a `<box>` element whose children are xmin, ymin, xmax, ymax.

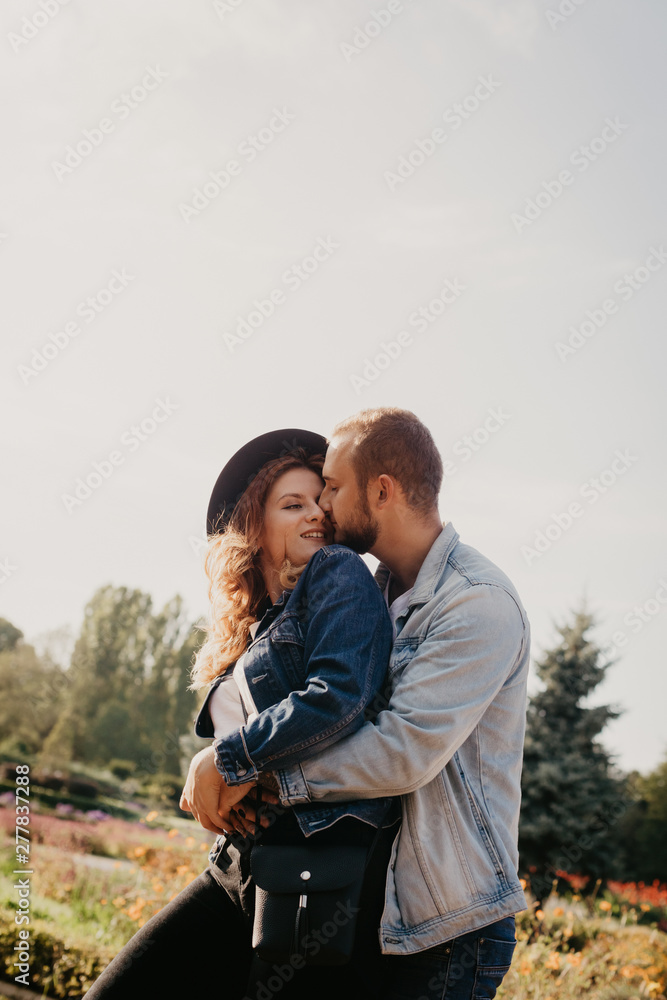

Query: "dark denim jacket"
<box><xmin>194</xmin><ymin>544</ymin><xmax>394</xmax><ymax>835</ymax></box>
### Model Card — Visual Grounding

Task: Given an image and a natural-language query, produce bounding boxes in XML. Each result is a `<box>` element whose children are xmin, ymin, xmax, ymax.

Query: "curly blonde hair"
<box><xmin>189</xmin><ymin>448</ymin><xmax>325</xmax><ymax>690</ymax></box>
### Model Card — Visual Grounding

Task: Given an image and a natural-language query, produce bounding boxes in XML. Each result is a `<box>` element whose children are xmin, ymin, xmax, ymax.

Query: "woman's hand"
<box><xmin>224</xmin><ymin>782</ymin><xmax>282</xmax><ymax>837</ymax></box>
<box><xmin>179</xmin><ymin>746</ymin><xmax>242</xmax><ymax>834</ymax></box>
<box><xmin>180</xmin><ymin>746</ymin><xmax>281</xmax><ymax>836</ymax></box>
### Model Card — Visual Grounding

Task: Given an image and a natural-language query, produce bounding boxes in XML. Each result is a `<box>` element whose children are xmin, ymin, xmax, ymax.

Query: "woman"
<box><xmin>84</xmin><ymin>428</ymin><xmax>398</xmax><ymax>1000</ymax></box>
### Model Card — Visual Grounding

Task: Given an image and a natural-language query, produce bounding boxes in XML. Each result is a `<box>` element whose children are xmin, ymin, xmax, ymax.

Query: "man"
<box><xmin>182</xmin><ymin>407</ymin><xmax>530</xmax><ymax>998</ymax></box>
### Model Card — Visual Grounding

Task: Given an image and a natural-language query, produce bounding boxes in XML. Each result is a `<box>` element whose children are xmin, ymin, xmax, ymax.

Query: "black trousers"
<box><xmin>83</xmin><ymin>815</ymin><xmax>397</xmax><ymax>1000</ymax></box>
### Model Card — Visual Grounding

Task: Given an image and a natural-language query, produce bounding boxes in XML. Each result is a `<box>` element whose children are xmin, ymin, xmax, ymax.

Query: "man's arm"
<box><xmin>278</xmin><ymin>583</ymin><xmax>528</xmax><ymax>805</ymax></box>
<box><xmin>213</xmin><ymin>547</ymin><xmax>392</xmax><ymax>784</ymax></box>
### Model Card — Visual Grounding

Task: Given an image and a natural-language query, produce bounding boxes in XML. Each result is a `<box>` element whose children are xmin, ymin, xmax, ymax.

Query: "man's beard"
<box><xmin>333</xmin><ymin>499</ymin><xmax>379</xmax><ymax>554</ymax></box>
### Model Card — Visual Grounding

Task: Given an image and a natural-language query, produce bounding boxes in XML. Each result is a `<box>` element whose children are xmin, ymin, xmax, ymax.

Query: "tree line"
<box><xmin>0</xmin><ymin>591</ymin><xmax>665</xmax><ymax>888</ymax></box>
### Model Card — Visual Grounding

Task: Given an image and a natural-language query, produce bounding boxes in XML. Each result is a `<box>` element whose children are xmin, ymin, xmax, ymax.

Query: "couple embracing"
<box><xmin>85</xmin><ymin>406</ymin><xmax>530</xmax><ymax>1000</ymax></box>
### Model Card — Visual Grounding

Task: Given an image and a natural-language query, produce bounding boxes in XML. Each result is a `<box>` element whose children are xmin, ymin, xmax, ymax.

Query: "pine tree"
<box><xmin>519</xmin><ymin>609</ymin><xmax>627</xmax><ymax>899</ymax></box>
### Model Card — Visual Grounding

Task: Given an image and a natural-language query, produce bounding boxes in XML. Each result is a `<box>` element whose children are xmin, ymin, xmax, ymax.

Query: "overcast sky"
<box><xmin>2</xmin><ymin>0</ymin><xmax>666</xmax><ymax>775</ymax></box>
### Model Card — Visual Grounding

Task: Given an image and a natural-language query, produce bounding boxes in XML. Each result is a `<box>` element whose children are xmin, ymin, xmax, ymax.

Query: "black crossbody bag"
<box><xmin>249</xmin><ymin>790</ymin><xmax>392</xmax><ymax>966</ymax></box>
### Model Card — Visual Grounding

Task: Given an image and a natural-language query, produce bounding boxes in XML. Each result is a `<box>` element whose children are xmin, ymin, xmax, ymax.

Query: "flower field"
<box><xmin>499</xmin><ymin>874</ymin><xmax>667</xmax><ymax>1000</ymax></box>
<box><xmin>1</xmin><ymin>804</ymin><xmax>666</xmax><ymax>999</ymax></box>
<box><xmin>0</xmin><ymin>803</ymin><xmax>214</xmax><ymax>997</ymax></box>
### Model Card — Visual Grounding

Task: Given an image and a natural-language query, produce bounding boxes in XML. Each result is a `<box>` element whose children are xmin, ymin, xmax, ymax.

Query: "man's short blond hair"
<box><xmin>333</xmin><ymin>408</ymin><xmax>442</xmax><ymax>515</ymax></box>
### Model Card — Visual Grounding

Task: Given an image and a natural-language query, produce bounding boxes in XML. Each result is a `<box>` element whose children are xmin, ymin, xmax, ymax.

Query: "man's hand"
<box><xmin>180</xmin><ymin>746</ymin><xmax>246</xmax><ymax>835</ymax></box>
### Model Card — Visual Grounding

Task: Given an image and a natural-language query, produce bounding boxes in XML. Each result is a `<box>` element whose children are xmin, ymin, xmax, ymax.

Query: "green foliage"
<box><xmin>0</xmin><ymin>618</ymin><xmax>22</xmax><ymax>653</ymax></box>
<box><xmin>0</xmin><ymin>640</ymin><xmax>70</xmax><ymax>756</ymax></box>
<box><xmin>616</xmin><ymin>756</ymin><xmax>667</xmax><ymax>882</ymax></box>
<box><xmin>0</xmin><ymin>903</ymin><xmax>116</xmax><ymax>998</ymax></box>
<box><xmin>520</xmin><ymin>608</ymin><xmax>627</xmax><ymax>897</ymax></box>
<box><xmin>109</xmin><ymin>759</ymin><xmax>137</xmax><ymax>781</ymax></box>
<box><xmin>40</xmin><ymin>586</ymin><xmax>200</xmax><ymax>777</ymax></box>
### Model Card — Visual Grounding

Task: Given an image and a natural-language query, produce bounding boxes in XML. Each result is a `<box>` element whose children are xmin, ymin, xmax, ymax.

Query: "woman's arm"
<box><xmin>212</xmin><ymin>546</ymin><xmax>392</xmax><ymax>785</ymax></box>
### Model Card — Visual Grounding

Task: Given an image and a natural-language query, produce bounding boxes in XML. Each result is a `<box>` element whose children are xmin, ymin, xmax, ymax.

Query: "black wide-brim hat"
<box><xmin>206</xmin><ymin>428</ymin><xmax>328</xmax><ymax>535</ymax></box>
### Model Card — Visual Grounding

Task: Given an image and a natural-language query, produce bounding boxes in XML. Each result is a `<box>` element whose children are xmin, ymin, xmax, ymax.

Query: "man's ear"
<box><xmin>375</xmin><ymin>474</ymin><xmax>396</xmax><ymax>509</ymax></box>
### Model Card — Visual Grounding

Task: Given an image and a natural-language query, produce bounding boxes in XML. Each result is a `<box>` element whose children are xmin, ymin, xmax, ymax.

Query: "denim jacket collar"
<box><xmin>374</xmin><ymin>521</ymin><xmax>459</xmax><ymax>609</ymax></box>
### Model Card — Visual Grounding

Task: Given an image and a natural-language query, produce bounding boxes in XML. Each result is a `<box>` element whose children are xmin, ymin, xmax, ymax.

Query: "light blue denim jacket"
<box><xmin>278</xmin><ymin>523</ymin><xmax>530</xmax><ymax>953</ymax></box>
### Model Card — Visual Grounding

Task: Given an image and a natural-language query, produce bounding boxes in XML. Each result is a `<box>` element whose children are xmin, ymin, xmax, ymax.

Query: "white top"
<box><xmin>383</xmin><ymin>577</ymin><xmax>415</xmax><ymax>638</ymax></box>
<box><xmin>208</xmin><ymin>621</ymin><xmax>260</xmax><ymax>739</ymax></box>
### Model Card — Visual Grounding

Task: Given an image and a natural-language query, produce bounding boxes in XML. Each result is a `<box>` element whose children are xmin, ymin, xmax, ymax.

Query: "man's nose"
<box><xmin>318</xmin><ymin>488</ymin><xmax>332</xmax><ymax>512</ymax></box>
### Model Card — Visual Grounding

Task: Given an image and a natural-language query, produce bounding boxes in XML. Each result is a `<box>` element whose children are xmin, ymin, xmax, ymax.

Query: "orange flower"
<box><xmin>535</xmin><ymin>909</ymin><xmax>544</xmax><ymax>920</ymax></box>
<box><xmin>567</xmin><ymin>953</ymin><xmax>582</xmax><ymax>967</ymax></box>
<box><xmin>126</xmin><ymin>897</ymin><xmax>148</xmax><ymax>921</ymax></box>
<box><xmin>598</xmin><ymin>900</ymin><xmax>612</xmax><ymax>912</ymax></box>
<box><xmin>519</xmin><ymin>878</ymin><xmax>527</xmax><ymax>890</ymax></box>
<box><xmin>200</xmin><ymin>842</ymin><xmax>209</xmax><ymax>851</ymax></box>
<box><xmin>553</xmin><ymin>907</ymin><xmax>564</xmax><ymax>917</ymax></box>
<box><xmin>112</xmin><ymin>896</ymin><xmax>127</xmax><ymax>908</ymax></box>
<box><xmin>545</xmin><ymin>952</ymin><xmax>560</xmax><ymax>971</ymax></box>
<box><xmin>185</xmin><ymin>836</ymin><xmax>196</xmax><ymax>848</ymax></box>
<box><xmin>146</xmin><ymin>810</ymin><xmax>159</xmax><ymax>822</ymax></box>
<box><xmin>519</xmin><ymin>958</ymin><xmax>532</xmax><ymax>976</ymax></box>
<box><xmin>134</xmin><ymin>846</ymin><xmax>147</xmax><ymax>857</ymax></box>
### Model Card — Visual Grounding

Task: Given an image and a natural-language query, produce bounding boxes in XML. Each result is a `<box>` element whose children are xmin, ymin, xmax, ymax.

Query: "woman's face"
<box><xmin>258</xmin><ymin>466</ymin><xmax>333</xmax><ymax>598</ymax></box>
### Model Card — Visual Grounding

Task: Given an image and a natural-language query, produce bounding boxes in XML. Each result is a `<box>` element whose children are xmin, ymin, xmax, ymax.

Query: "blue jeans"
<box><xmin>381</xmin><ymin>916</ymin><xmax>517</xmax><ymax>1000</ymax></box>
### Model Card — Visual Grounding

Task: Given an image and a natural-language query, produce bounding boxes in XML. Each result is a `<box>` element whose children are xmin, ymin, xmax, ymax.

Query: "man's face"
<box><xmin>319</xmin><ymin>435</ymin><xmax>379</xmax><ymax>554</ymax></box>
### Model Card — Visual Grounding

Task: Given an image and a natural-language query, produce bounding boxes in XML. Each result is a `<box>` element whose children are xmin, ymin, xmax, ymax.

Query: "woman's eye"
<box><xmin>283</xmin><ymin>504</ymin><xmax>301</xmax><ymax>509</ymax></box>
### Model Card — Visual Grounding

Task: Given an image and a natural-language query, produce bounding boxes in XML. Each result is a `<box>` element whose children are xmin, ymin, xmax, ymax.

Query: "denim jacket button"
<box><xmin>236</xmin><ymin>765</ymin><xmax>247</xmax><ymax>776</ymax></box>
